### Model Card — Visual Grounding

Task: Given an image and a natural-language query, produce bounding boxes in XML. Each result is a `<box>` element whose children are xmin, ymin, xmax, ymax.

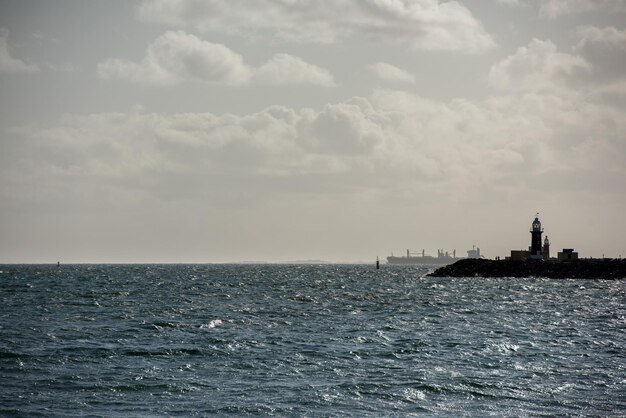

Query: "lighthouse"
<box><xmin>530</xmin><ymin>214</ymin><xmax>543</xmax><ymax>260</ymax></box>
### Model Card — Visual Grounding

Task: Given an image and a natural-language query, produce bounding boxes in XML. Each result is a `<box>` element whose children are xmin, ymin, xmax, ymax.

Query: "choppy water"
<box><xmin>1</xmin><ymin>264</ymin><xmax>625</xmax><ymax>416</ymax></box>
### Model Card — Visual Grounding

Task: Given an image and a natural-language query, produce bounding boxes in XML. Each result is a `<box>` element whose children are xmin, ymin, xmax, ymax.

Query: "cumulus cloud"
<box><xmin>539</xmin><ymin>0</ymin><xmax>626</xmax><ymax>18</ymax></box>
<box><xmin>6</xmin><ymin>88</ymin><xmax>624</xmax><ymax>262</ymax></box>
<box><xmin>98</xmin><ymin>30</ymin><xmax>252</xmax><ymax>85</ymax></box>
<box><xmin>98</xmin><ymin>31</ymin><xmax>335</xmax><ymax>87</ymax></box>
<box><xmin>0</xmin><ymin>28</ymin><xmax>39</xmax><ymax>74</ymax></box>
<box><xmin>573</xmin><ymin>26</ymin><xmax>626</xmax><ymax>82</ymax></box>
<box><xmin>299</xmin><ymin>98</ymin><xmax>390</xmax><ymax>155</ymax></box>
<box><xmin>5</xmin><ymin>86</ymin><xmax>625</xmax><ymax>215</ymax></box>
<box><xmin>137</xmin><ymin>0</ymin><xmax>496</xmax><ymax>53</ymax></box>
<box><xmin>575</xmin><ymin>26</ymin><xmax>626</xmax><ymax>49</ymax></box>
<box><xmin>253</xmin><ymin>53</ymin><xmax>335</xmax><ymax>87</ymax></box>
<box><xmin>368</xmin><ymin>62</ymin><xmax>416</xmax><ymax>85</ymax></box>
<box><xmin>489</xmin><ymin>38</ymin><xmax>591</xmax><ymax>91</ymax></box>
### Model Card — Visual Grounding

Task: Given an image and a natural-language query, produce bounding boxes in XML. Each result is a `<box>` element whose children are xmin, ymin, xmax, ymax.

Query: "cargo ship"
<box><xmin>386</xmin><ymin>247</ymin><xmax>481</xmax><ymax>265</ymax></box>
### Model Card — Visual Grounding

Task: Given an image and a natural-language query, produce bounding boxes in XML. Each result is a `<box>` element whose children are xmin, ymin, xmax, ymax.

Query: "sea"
<box><xmin>1</xmin><ymin>264</ymin><xmax>625</xmax><ymax>417</ymax></box>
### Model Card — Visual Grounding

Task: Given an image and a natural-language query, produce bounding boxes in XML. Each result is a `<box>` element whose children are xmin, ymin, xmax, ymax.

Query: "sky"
<box><xmin>1</xmin><ymin>0</ymin><xmax>625</xmax><ymax>263</ymax></box>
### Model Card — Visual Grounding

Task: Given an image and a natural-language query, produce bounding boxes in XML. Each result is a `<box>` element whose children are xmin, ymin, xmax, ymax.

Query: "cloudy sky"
<box><xmin>1</xmin><ymin>0</ymin><xmax>625</xmax><ymax>263</ymax></box>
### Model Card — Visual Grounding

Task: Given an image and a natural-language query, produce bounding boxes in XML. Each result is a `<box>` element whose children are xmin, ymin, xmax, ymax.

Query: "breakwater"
<box><xmin>428</xmin><ymin>258</ymin><xmax>626</xmax><ymax>279</ymax></box>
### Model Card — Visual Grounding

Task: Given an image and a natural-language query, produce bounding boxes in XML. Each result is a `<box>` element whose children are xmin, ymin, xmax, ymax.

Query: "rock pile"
<box><xmin>428</xmin><ymin>258</ymin><xmax>626</xmax><ymax>279</ymax></box>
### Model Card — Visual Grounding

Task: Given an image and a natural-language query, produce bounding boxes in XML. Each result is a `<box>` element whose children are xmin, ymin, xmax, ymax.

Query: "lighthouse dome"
<box><xmin>532</xmin><ymin>216</ymin><xmax>541</xmax><ymax>231</ymax></box>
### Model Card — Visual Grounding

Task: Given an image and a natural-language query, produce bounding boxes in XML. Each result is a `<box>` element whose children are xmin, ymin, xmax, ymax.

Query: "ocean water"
<box><xmin>1</xmin><ymin>264</ymin><xmax>625</xmax><ymax>417</ymax></box>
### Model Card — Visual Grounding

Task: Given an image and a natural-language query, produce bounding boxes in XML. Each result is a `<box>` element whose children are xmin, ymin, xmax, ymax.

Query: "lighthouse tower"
<box><xmin>530</xmin><ymin>214</ymin><xmax>543</xmax><ymax>260</ymax></box>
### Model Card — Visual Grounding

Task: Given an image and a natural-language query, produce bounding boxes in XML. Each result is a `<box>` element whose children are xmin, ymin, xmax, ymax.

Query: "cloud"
<box><xmin>253</xmin><ymin>53</ymin><xmax>335</xmax><ymax>87</ymax></box>
<box><xmin>98</xmin><ymin>31</ymin><xmax>335</xmax><ymax>87</ymax></box>
<box><xmin>539</xmin><ymin>0</ymin><xmax>626</xmax><ymax>18</ymax></box>
<box><xmin>368</xmin><ymin>62</ymin><xmax>416</xmax><ymax>85</ymax></box>
<box><xmin>98</xmin><ymin>30</ymin><xmax>252</xmax><ymax>85</ymax></box>
<box><xmin>299</xmin><ymin>98</ymin><xmax>389</xmax><ymax>155</ymax></box>
<box><xmin>3</xmin><ymin>86</ymin><xmax>625</xmax><ymax>262</ymax></box>
<box><xmin>574</xmin><ymin>26</ymin><xmax>626</xmax><ymax>82</ymax></box>
<box><xmin>5</xmin><ymin>91</ymin><xmax>624</xmax><ymax>262</ymax></box>
<box><xmin>5</xmin><ymin>85</ymin><xmax>625</xmax><ymax>217</ymax></box>
<box><xmin>489</xmin><ymin>38</ymin><xmax>591</xmax><ymax>91</ymax></box>
<box><xmin>495</xmin><ymin>0</ymin><xmax>524</xmax><ymax>5</ymax></box>
<box><xmin>137</xmin><ymin>0</ymin><xmax>496</xmax><ymax>53</ymax></box>
<box><xmin>0</xmin><ymin>28</ymin><xmax>39</xmax><ymax>74</ymax></box>
<box><xmin>575</xmin><ymin>26</ymin><xmax>626</xmax><ymax>49</ymax></box>
<box><xmin>494</xmin><ymin>0</ymin><xmax>626</xmax><ymax>17</ymax></box>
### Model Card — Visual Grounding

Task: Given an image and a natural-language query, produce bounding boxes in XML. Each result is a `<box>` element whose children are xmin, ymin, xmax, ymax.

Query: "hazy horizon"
<box><xmin>1</xmin><ymin>1</ymin><xmax>625</xmax><ymax>263</ymax></box>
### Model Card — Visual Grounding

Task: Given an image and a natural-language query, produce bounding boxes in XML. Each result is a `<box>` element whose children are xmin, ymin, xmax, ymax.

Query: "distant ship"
<box><xmin>386</xmin><ymin>247</ymin><xmax>481</xmax><ymax>265</ymax></box>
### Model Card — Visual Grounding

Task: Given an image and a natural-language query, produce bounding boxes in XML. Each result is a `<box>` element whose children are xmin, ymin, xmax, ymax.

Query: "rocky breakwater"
<box><xmin>428</xmin><ymin>258</ymin><xmax>626</xmax><ymax>279</ymax></box>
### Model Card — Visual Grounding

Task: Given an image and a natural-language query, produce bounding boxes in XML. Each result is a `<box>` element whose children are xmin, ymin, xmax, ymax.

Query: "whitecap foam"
<box><xmin>201</xmin><ymin>319</ymin><xmax>223</xmax><ymax>329</ymax></box>
<box><xmin>403</xmin><ymin>387</ymin><xmax>426</xmax><ymax>401</ymax></box>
